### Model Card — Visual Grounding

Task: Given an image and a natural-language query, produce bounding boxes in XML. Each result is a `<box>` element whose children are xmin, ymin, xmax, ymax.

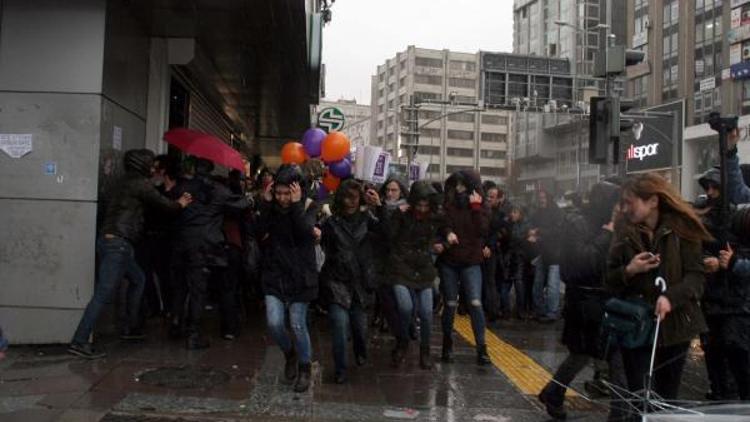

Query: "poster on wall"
<box><xmin>0</xmin><ymin>134</ymin><xmax>33</xmax><ymax>158</ymax></box>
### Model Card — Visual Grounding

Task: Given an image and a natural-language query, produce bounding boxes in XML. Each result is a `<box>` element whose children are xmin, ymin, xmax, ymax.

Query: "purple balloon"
<box><xmin>329</xmin><ymin>158</ymin><xmax>352</xmax><ymax>179</ymax></box>
<box><xmin>302</xmin><ymin>128</ymin><xmax>326</xmax><ymax>158</ymax></box>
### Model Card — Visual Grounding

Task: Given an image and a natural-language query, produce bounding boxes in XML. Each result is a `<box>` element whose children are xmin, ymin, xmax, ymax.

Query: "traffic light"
<box><xmin>589</xmin><ymin>96</ymin><xmax>611</xmax><ymax>164</ymax></box>
<box><xmin>590</xmin><ymin>97</ymin><xmax>637</xmax><ymax>164</ymax></box>
<box><xmin>595</xmin><ymin>46</ymin><xmax>647</xmax><ymax>76</ymax></box>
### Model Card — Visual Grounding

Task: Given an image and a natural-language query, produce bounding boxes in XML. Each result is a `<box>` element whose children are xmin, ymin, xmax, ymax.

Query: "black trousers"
<box><xmin>621</xmin><ymin>341</ymin><xmax>690</xmax><ymax>401</ymax></box>
<box><xmin>481</xmin><ymin>253</ymin><xmax>501</xmax><ymax>321</ymax></box>
<box><xmin>171</xmin><ymin>245</ymin><xmax>210</xmax><ymax>336</ymax></box>
<box><xmin>701</xmin><ymin>315</ymin><xmax>738</xmax><ymax>400</ymax></box>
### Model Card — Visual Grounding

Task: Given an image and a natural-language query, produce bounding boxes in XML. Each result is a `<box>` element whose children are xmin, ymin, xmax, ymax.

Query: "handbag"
<box><xmin>601</xmin><ymin>297</ymin><xmax>655</xmax><ymax>350</ymax></box>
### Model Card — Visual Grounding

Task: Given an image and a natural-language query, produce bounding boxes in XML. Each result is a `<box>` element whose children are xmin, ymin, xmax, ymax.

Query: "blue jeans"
<box><xmin>328</xmin><ymin>303</ymin><xmax>367</xmax><ymax>374</ymax></box>
<box><xmin>72</xmin><ymin>236</ymin><xmax>145</xmax><ymax>345</ymax></box>
<box><xmin>439</xmin><ymin>264</ymin><xmax>486</xmax><ymax>346</ymax></box>
<box><xmin>393</xmin><ymin>285</ymin><xmax>433</xmax><ymax>347</ymax></box>
<box><xmin>533</xmin><ymin>260</ymin><xmax>561</xmax><ymax>319</ymax></box>
<box><xmin>265</xmin><ymin>295</ymin><xmax>312</xmax><ymax>364</ymax></box>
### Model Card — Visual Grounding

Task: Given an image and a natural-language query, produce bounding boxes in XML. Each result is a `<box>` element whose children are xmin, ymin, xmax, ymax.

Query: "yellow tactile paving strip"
<box><xmin>453</xmin><ymin>314</ymin><xmax>570</xmax><ymax>396</ymax></box>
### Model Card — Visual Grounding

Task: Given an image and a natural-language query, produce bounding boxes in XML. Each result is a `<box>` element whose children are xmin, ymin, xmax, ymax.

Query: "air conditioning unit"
<box><xmin>743</xmin><ymin>44</ymin><xmax>750</xmax><ymax>60</ymax></box>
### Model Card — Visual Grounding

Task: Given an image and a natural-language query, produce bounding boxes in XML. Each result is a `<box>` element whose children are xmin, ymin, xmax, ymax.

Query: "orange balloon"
<box><xmin>322</xmin><ymin>171</ymin><xmax>341</xmax><ymax>192</ymax></box>
<box><xmin>280</xmin><ymin>142</ymin><xmax>307</xmax><ymax>165</ymax></box>
<box><xmin>320</xmin><ymin>131</ymin><xmax>351</xmax><ymax>163</ymax></box>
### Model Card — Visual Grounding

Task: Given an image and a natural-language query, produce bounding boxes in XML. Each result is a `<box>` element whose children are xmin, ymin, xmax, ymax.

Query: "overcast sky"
<box><xmin>321</xmin><ymin>0</ymin><xmax>514</xmax><ymax>105</ymax></box>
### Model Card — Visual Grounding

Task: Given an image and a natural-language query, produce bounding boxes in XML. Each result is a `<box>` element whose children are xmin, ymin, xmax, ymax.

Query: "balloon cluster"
<box><xmin>280</xmin><ymin>128</ymin><xmax>352</xmax><ymax>195</ymax></box>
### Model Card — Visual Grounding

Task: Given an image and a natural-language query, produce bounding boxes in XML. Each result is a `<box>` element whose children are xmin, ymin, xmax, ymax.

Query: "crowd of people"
<box><xmin>63</xmin><ymin>133</ymin><xmax>750</xmax><ymax>419</ymax></box>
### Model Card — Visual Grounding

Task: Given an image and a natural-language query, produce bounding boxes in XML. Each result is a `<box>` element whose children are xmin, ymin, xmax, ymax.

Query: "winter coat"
<box><xmin>531</xmin><ymin>203</ymin><xmax>564</xmax><ymax>264</ymax></box>
<box><xmin>372</xmin><ymin>177</ymin><xmax>409</xmax><ymax>277</ymax></box>
<box><xmin>728</xmin><ymin>149</ymin><xmax>750</xmax><ymax>205</ymax></box>
<box><xmin>256</xmin><ymin>199</ymin><xmax>319</xmax><ymax>303</ymax></box>
<box><xmin>173</xmin><ymin>175</ymin><xmax>251</xmax><ymax>267</ymax></box>
<box><xmin>101</xmin><ymin>172</ymin><xmax>182</xmax><ymax>244</ymax></box>
<box><xmin>319</xmin><ymin>209</ymin><xmax>382</xmax><ymax>309</ymax></box>
<box><xmin>606</xmin><ymin>214</ymin><xmax>708</xmax><ymax>347</ymax></box>
<box><xmin>441</xmin><ymin>203</ymin><xmax>490</xmax><ymax>266</ymax></box>
<box><xmin>722</xmin><ymin>254</ymin><xmax>750</xmax><ymax>349</ymax></box>
<box><xmin>559</xmin><ymin>209</ymin><xmax>614</xmax><ymax>355</ymax></box>
<box><xmin>384</xmin><ymin>209</ymin><xmax>442</xmax><ymax>289</ymax></box>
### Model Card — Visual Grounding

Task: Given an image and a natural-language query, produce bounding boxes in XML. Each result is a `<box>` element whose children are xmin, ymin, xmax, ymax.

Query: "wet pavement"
<box><xmin>0</xmin><ymin>308</ymin><xmax>711</xmax><ymax>422</ymax></box>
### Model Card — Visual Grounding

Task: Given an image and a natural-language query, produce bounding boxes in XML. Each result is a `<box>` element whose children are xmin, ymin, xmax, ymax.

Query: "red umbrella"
<box><xmin>163</xmin><ymin>128</ymin><xmax>245</xmax><ymax>171</ymax></box>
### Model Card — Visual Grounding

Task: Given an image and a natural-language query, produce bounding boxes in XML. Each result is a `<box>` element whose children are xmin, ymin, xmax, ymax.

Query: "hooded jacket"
<box><xmin>319</xmin><ymin>179</ymin><xmax>385</xmax><ymax>309</ymax></box>
<box><xmin>441</xmin><ymin>171</ymin><xmax>490</xmax><ymax>266</ymax></box>
<box><xmin>101</xmin><ymin>149</ymin><xmax>183</xmax><ymax>244</ymax></box>
<box><xmin>371</xmin><ymin>176</ymin><xmax>409</xmax><ymax>277</ymax></box>
<box><xmin>384</xmin><ymin>181</ymin><xmax>444</xmax><ymax>289</ymax></box>
<box><xmin>256</xmin><ymin>166</ymin><xmax>319</xmax><ymax>303</ymax></box>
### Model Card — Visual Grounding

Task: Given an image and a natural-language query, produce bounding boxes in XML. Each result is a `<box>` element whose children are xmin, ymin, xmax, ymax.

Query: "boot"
<box><xmin>391</xmin><ymin>339</ymin><xmax>408</xmax><ymax>368</ymax></box>
<box><xmin>284</xmin><ymin>349</ymin><xmax>298</xmax><ymax>382</ymax></box>
<box><xmin>476</xmin><ymin>344</ymin><xmax>491</xmax><ymax>366</ymax></box>
<box><xmin>441</xmin><ymin>336</ymin><xmax>454</xmax><ymax>363</ymax></box>
<box><xmin>185</xmin><ymin>333</ymin><xmax>210</xmax><ymax>350</ymax></box>
<box><xmin>538</xmin><ymin>384</ymin><xmax>567</xmax><ymax>420</ymax></box>
<box><xmin>294</xmin><ymin>363</ymin><xmax>311</xmax><ymax>393</ymax></box>
<box><xmin>419</xmin><ymin>345</ymin><xmax>433</xmax><ymax>370</ymax></box>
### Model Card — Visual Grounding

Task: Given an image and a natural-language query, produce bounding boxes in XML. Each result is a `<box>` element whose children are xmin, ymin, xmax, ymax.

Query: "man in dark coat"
<box><xmin>255</xmin><ymin>164</ymin><xmax>319</xmax><ymax>393</ymax></box>
<box><xmin>69</xmin><ymin>149</ymin><xmax>192</xmax><ymax>359</ymax></box>
<box><xmin>170</xmin><ymin>159</ymin><xmax>252</xmax><ymax>350</ymax></box>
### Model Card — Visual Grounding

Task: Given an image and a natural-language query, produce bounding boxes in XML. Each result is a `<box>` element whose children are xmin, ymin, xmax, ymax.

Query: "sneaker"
<box><xmin>68</xmin><ymin>343</ymin><xmax>107</xmax><ymax>360</ymax></box>
<box><xmin>222</xmin><ymin>333</ymin><xmax>236</xmax><ymax>341</ymax></box>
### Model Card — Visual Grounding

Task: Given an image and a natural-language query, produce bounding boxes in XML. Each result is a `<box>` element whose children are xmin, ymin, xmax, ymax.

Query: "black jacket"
<box><xmin>101</xmin><ymin>172</ymin><xmax>182</xmax><ymax>244</ymax></box>
<box><xmin>320</xmin><ymin>209</ymin><xmax>383</xmax><ymax>309</ymax></box>
<box><xmin>256</xmin><ymin>199</ymin><xmax>319</xmax><ymax>303</ymax></box>
<box><xmin>173</xmin><ymin>174</ymin><xmax>251</xmax><ymax>266</ymax></box>
<box><xmin>559</xmin><ymin>209</ymin><xmax>613</xmax><ymax>355</ymax></box>
<box><xmin>531</xmin><ymin>204</ymin><xmax>564</xmax><ymax>264</ymax></box>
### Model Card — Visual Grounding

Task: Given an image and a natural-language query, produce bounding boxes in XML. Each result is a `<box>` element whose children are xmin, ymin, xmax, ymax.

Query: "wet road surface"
<box><xmin>0</xmin><ymin>307</ymin><xmax>711</xmax><ymax>421</ymax></box>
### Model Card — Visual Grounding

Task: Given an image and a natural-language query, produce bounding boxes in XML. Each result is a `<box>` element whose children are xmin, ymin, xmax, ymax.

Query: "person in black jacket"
<box><xmin>256</xmin><ymin>164</ymin><xmax>319</xmax><ymax>393</ymax></box>
<box><xmin>170</xmin><ymin>159</ymin><xmax>252</xmax><ymax>350</ymax></box>
<box><xmin>69</xmin><ymin>149</ymin><xmax>192</xmax><ymax>359</ymax></box>
<box><xmin>386</xmin><ymin>181</ymin><xmax>444</xmax><ymax>369</ymax></box>
<box><xmin>320</xmin><ymin>179</ymin><xmax>383</xmax><ymax>384</ymax></box>
<box><xmin>531</xmin><ymin>190</ymin><xmax>564</xmax><ymax>322</ymax></box>
<box><xmin>538</xmin><ymin>181</ymin><xmax>625</xmax><ymax>420</ymax></box>
<box><xmin>695</xmin><ymin>167</ymin><xmax>739</xmax><ymax>400</ymax></box>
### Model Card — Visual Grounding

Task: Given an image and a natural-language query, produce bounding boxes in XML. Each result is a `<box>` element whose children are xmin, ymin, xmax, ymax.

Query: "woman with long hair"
<box><xmin>606</xmin><ymin>173</ymin><xmax>711</xmax><ymax>401</ymax></box>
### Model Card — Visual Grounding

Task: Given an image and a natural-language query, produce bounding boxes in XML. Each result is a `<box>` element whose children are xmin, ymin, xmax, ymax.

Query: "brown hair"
<box><xmin>620</xmin><ymin>173</ymin><xmax>712</xmax><ymax>243</ymax></box>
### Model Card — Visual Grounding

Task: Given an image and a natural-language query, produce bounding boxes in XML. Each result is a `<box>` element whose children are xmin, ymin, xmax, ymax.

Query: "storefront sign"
<box><xmin>626</xmin><ymin>101</ymin><xmax>683</xmax><ymax>174</ymax></box>
<box><xmin>731</xmin><ymin>44</ymin><xmax>743</xmax><ymax>65</ymax></box>
<box><xmin>728</xmin><ymin>25</ymin><xmax>750</xmax><ymax>44</ymax></box>
<box><xmin>700</xmin><ymin>77</ymin><xmax>716</xmax><ymax>91</ymax></box>
<box><xmin>731</xmin><ymin>61</ymin><xmax>750</xmax><ymax>80</ymax></box>
<box><xmin>626</xmin><ymin>143</ymin><xmax>659</xmax><ymax>161</ymax></box>
<box><xmin>733</xmin><ymin>8</ymin><xmax>743</xmax><ymax>28</ymax></box>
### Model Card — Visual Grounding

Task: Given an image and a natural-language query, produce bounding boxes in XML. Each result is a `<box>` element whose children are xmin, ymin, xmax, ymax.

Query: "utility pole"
<box><xmin>400</xmin><ymin>95</ymin><xmax>420</xmax><ymax>180</ymax></box>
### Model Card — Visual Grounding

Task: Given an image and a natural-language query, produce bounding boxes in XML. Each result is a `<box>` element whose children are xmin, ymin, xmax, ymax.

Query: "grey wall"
<box><xmin>0</xmin><ymin>0</ymin><xmax>107</xmax><ymax>343</ymax></box>
<box><xmin>0</xmin><ymin>0</ymin><xmax>150</xmax><ymax>343</ymax></box>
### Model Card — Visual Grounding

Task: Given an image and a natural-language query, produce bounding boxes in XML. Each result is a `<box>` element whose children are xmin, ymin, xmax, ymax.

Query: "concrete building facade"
<box><xmin>624</xmin><ymin>0</ymin><xmax>750</xmax><ymax>200</ymax></box>
<box><xmin>369</xmin><ymin>46</ymin><xmax>511</xmax><ymax>184</ymax></box>
<box><xmin>511</xmin><ymin>0</ymin><xmax>628</xmax><ymax>199</ymax></box>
